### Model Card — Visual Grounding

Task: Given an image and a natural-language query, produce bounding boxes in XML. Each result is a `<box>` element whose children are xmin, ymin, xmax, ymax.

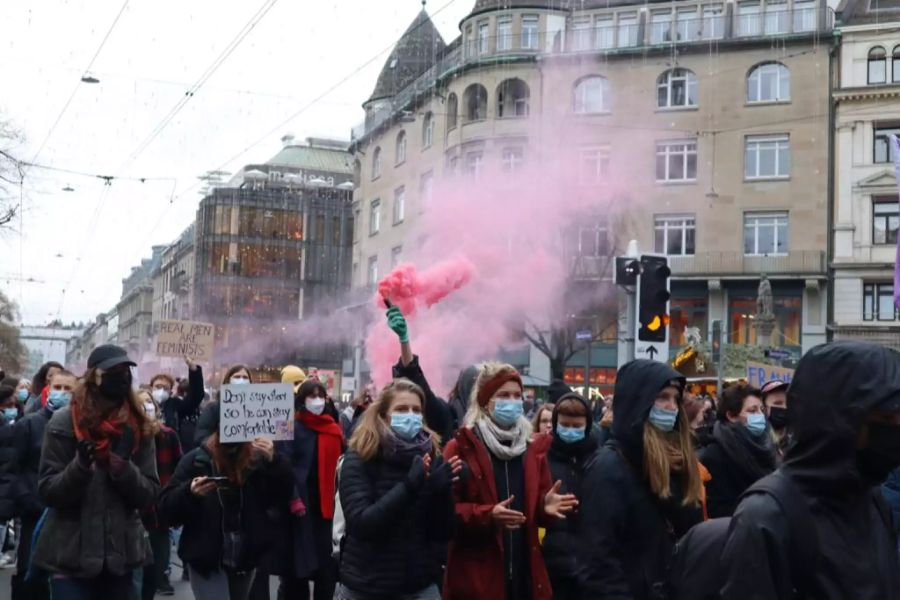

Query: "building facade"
<box><xmin>65</xmin><ymin>309</ymin><xmax>117</xmax><ymax>372</ymax></box>
<box><xmin>831</xmin><ymin>0</ymin><xmax>900</xmax><ymax>348</ymax></box>
<box><xmin>350</xmin><ymin>0</ymin><xmax>836</xmax><ymax>387</ymax></box>
<box><xmin>151</xmin><ymin>223</ymin><xmax>196</xmax><ymax>326</ymax></box>
<box><xmin>193</xmin><ymin>136</ymin><xmax>354</xmax><ymax>373</ymax></box>
<box><xmin>19</xmin><ymin>324</ymin><xmax>83</xmax><ymax>376</ymax></box>
<box><xmin>116</xmin><ymin>246</ymin><xmax>164</xmax><ymax>365</ymax></box>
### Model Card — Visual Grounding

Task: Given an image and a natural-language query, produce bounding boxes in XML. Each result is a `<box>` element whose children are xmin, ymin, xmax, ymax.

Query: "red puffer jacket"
<box><xmin>442</xmin><ymin>428</ymin><xmax>554</xmax><ymax>600</ymax></box>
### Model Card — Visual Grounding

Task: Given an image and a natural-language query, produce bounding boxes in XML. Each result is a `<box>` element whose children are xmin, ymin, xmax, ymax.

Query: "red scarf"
<box><xmin>296</xmin><ymin>411</ymin><xmax>343</xmax><ymax>519</ymax></box>
<box><xmin>40</xmin><ymin>387</ymin><xmax>49</xmax><ymax>408</ymax></box>
<box><xmin>70</xmin><ymin>398</ymin><xmax>141</xmax><ymax>456</ymax></box>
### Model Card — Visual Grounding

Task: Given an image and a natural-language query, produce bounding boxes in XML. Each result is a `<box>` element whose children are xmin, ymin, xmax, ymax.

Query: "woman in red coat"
<box><xmin>442</xmin><ymin>363</ymin><xmax>578</xmax><ymax>600</ymax></box>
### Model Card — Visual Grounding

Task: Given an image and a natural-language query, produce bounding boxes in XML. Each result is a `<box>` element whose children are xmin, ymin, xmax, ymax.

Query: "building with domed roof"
<box><xmin>347</xmin><ymin>0</ymin><xmax>837</xmax><ymax>390</ymax></box>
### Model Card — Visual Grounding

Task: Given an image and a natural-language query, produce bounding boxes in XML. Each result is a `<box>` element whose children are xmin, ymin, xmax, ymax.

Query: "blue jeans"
<box><xmin>50</xmin><ymin>571</ymin><xmax>133</xmax><ymax>600</ymax></box>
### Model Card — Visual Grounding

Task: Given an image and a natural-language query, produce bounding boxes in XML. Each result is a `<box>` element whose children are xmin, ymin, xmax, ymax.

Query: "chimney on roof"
<box><xmin>281</xmin><ymin>134</ymin><xmax>296</xmax><ymax>147</ymax></box>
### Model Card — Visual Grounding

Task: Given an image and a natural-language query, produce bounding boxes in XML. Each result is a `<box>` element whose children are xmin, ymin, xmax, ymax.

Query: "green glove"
<box><xmin>387</xmin><ymin>306</ymin><xmax>409</xmax><ymax>343</ymax></box>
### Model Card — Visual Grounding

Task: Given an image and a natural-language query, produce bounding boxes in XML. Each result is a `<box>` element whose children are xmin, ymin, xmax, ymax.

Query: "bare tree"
<box><xmin>0</xmin><ymin>290</ymin><xmax>27</xmax><ymax>375</ymax></box>
<box><xmin>522</xmin><ymin>212</ymin><xmax>623</xmax><ymax>380</ymax></box>
<box><xmin>0</xmin><ymin>116</ymin><xmax>25</xmax><ymax>228</ymax></box>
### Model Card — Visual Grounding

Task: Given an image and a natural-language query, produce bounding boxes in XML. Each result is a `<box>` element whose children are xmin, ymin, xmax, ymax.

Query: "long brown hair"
<box><xmin>205</xmin><ymin>432</ymin><xmax>255</xmax><ymax>486</ymax></box>
<box><xmin>349</xmin><ymin>379</ymin><xmax>440</xmax><ymax>462</ymax></box>
<box><xmin>642</xmin><ymin>410</ymin><xmax>703</xmax><ymax>506</ymax></box>
<box><xmin>71</xmin><ymin>367</ymin><xmax>156</xmax><ymax>440</ymax></box>
<box><xmin>223</xmin><ymin>364</ymin><xmax>252</xmax><ymax>385</ymax></box>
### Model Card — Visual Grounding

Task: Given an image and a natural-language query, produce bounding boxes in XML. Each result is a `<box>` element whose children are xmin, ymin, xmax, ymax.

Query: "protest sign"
<box><xmin>156</xmin><ymin>319</ymin><xmax>215</xmax><ymax>360</ymax></box>
<box><xmin>746</xmin><ymin>362</ymin><xmax>795</xmax><ymax>389</ymax></box>
<box><xmin>219</xmin><ymin>383</ymin><xmax>294</xmax><ymax>443</ymax></box>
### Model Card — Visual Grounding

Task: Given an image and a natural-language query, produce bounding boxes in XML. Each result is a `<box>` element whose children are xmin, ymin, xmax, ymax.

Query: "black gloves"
<box><xmin>76</xmin><ymin>440</ymin><xmax>96</xmax><ymax>468</ymax></box>
<box><xmin>426</xmin><ymin>458</ymin><xmax>454</xmax><ymax>493</ymax></box>
<box><xmin>404</xmin><ymin>455</ymin><xmax>427</xmax><ymax>494</ymax></box>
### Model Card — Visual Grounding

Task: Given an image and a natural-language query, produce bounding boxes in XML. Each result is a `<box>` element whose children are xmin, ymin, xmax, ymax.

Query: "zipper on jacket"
<box><xmin>505</xmin><ymin>460</ymin><xmax>512</xmax><ymax>581</ymax></box>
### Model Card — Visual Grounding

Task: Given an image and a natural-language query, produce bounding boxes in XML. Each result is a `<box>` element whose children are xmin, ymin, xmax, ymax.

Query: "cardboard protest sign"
<box><xmin>746</xmin><ymin>362</ymin><xmax>795</xmax><ymax>389</ymax></box>
<box><xmin>219</xmin><ymin>383</ymin><xmax>294</xmax><ymax>443</ymax></box>
<box><xmin>156</xmin><ymin>320</ymin><xmax>215</xmax><ymax>361</ymax></box>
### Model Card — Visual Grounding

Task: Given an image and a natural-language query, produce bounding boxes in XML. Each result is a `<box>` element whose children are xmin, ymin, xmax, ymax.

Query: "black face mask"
<box><xmin>768</xmin><ymin>406</ymin><xmax>789</xmax><ymax>430</ymax></box>
<box><xmin>99</xmin><ymin>369</ymin><xmax>133</xmax><ymax>401</ymax></box>
<box><xmin>856</xmin><ymin>422</ymin><xmax>900</xmax><ymax>485</ymax></box>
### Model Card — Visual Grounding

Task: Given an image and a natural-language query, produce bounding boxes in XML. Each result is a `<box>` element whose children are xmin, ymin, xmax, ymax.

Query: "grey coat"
<box><xmin>32</xmin><ymin>406</ymin><xmax>160</xmax><ymax>578</ymax></box>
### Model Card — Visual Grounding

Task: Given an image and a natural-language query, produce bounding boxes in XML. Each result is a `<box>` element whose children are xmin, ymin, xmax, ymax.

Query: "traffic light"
<box><xmin>615</xmin><ymin>257</ymin><xmax>641</xmax><ymax>286</ymax></box>
<box><xmin>637</xmin><ymin>255</ymin><xmax>671</xmax><ymax>343</ymax></box>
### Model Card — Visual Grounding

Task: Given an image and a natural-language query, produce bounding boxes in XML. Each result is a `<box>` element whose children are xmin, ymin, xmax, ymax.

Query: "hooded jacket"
<box><xmin>577</xmin><ymin>360</ymin><xmax>703</xmax><ymax>600</ymax></box>
<box><xmin>543</xmin><ymin>393</ymin><xmax>599</xmax><ymax>584</ymax></box>
<box><xmin>883</xmin><ymin>467</ymin><xmax>900</xmax><ymax>536</ymax></box>
<box><xmin>448</xmin><ymin>365</ymin><xmax>479</xmax><ymax>433</ymax></box>
<box><xmin>720</xmin><ymin>341</ymin><xmax>900</xmax><ymax>600</ymax></box>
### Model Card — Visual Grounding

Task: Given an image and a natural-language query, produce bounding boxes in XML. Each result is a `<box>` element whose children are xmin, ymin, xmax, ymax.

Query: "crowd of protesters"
<box><xmin>0</xmin><ymin>305</ymin><xmax>898</xmax><ymax>600</ymax></box>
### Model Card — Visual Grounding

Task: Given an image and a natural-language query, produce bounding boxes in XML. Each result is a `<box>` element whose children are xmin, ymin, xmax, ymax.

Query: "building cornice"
<box><xmin>834</xmin><ymin>84</ymin><xmax>900</xmax><ymax>102</ymax></box>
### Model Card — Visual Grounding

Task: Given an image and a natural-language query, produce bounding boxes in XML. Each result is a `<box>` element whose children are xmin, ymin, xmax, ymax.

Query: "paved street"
<box><xmin>0</xmin><ymin>556</ymin><xmax>280</xmax><ymax>599</ymax></box>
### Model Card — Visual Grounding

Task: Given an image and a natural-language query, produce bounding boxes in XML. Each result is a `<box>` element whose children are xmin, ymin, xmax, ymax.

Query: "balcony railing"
<box><xmin>668</xmin><ymin>250</ymin><xmax>826</xmax><ymax>276</ymax></box>
<box><xmin>352</xmin><ymin>5</ymin><xmax>833</xmax><ymax>142</ymax></box>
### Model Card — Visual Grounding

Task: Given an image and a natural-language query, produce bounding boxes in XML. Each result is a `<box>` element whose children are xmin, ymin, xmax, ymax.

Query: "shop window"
<box><xmin>729</xmin><ymin>294</ymin><xmax>801</xmax><ymax>346</ymax></box>
<box><xmin>670</xmin><ymin>296</ymin><xmax>708</xmax><ymax>345</ymax></box>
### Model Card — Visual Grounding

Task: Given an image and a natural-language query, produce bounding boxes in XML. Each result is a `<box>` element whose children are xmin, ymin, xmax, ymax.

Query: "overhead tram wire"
<box><xmin>27</xmin><ymin>0</ymin><xmax>131</xmax><ymax>167</ymax></box>
<box><xmin>119</xmin><ymin>0</ymin><xmax>282</xmax><ymax>173</ymax></box>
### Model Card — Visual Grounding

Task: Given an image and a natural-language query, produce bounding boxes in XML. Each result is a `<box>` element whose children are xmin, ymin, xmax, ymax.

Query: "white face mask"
<box><xmin>305</xmin><ymin>398</ymin><xmax>326</xmax><ymax>415</ymax></box>
<box><xmin>144</xmin><ymin>402</ymin><xmax>156</xmax><ymax>420</ymax></box>
<box><xmin>152</xmin><ymin>389</ymin><xmax>170</xmax><ymax>403</ymax></box>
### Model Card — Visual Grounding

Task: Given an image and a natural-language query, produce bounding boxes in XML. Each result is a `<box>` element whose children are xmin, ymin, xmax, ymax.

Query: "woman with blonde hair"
<box><xmin>443</xmin><ymin>363</ymin><xmax>577</xmax><ymax>600</ymax></box>
<box><xmin>337</xmin><ymin>379</ymin><xmax>460</xmax><ymax>600</ymax></box>
<box><xmin>32</xmin><ymin>345</ymin><xmax>160</xmax><ymax>600</ymax></box>
<box><xmin>531</xmin><ymin>403</ymin><xmax>554</xmax><ymax>437</ymax></box>
<box><xmin>578</xmin><ymin>359</ymin><xmax>705</xmax><ymax>599</ymax></box>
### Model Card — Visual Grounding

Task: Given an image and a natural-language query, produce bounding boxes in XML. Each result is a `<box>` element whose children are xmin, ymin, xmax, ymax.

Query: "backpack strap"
<box><xmin>743</xmin><ymin>471</ymin><xmax>818</xmax><ymax>596</ymax></box>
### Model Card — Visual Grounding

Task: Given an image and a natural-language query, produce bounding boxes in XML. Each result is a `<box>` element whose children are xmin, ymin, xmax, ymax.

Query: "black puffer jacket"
<box><xmin>543</xmin><ymin>393</ymin><xmax>599</xmax><ymax>583</ymax></box>
<box><xmin>158</xmin><ymin>444</ymin><xmax>294</xmax><ymax>577</ymax></box>
<box><xmin>0</xmin><ymin>416</ymin><xmax>19</xmax><ymax>520</ymax></box>
<box><xmin>699</xmin><ymin>422</ymin><xmax>776</xmax><ymax>518</ymax></box>
<box><xmin>11</xmin><ymin>407</ymin><xmax>54</xmax><ymax>517</ymax></box>
<box><xmin>338</xmin><ymin>447</ymin><xmax>454</xmax><ymax>598</ymax></box>
<box><xmin>577</xmin><ymin>360</ymin><xmax>704</xmax><ymax>600</ymax></box>
<box><xmin>161</xmin><ymin>365</ymin><xmax>205</xmax><ymax>453</ymax></box>
<box><xmin>720</xmin><ymin>341</ymin><xmax>900</xmax><ymax>600</ymax></box>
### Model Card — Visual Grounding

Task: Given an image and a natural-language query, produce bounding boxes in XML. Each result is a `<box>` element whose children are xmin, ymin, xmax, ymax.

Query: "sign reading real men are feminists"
<box><xmin>156</xmin><ymin>320</ymin><xmax>215</xmax><ymax>360</ymax></box>
<box><xmin>219</xmin><ymin>383</ymin><xmax>295</xmax><ymax>443</ymax></box>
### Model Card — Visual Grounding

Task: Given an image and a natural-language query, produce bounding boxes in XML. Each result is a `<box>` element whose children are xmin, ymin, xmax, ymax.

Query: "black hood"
<box><xmin>551</xmin><ymin>392</ymin><xmax>595</xmax><ymax>438</ymax></box>
<box><xmin>611</xmin><ymin>360</ymin><xmax>685</xmax><ymax>463</ymax></box>
<box><xmin>454</xmin><ymin>365</ymin><xmax>480</xmax><ymax>408</ymax></box>
<box><xmin>547</xmin><ymin>379</ymin><xmax>573</xmax><ymax>404</ymax></box>
<box><xmin>783</xmin><ymin>341</ymin><xmax>900</xmax><ymax>496</ymax></box>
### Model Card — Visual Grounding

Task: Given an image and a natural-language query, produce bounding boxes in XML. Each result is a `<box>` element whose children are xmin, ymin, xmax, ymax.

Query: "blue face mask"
<box><xmin>3</xmin><ymin>408</ymin><xmax>17</xmax><ymax>422</ymax></box>
<box><xmin>492</xmin><ymin>398</ymin><xmax>524</xmax><ymax>427</ymax></box>
<box><xmin>230</xmin><ymin>376</ymin><xmax>250</xmax><ymax>385</ymax></box>
<box><xmin>16</xmin><ymin>389</ymin><xmax>28</xmax><ymax>402</ymax></box>
<box><xmin>745</xmin><ymin>413</ymin><xmax>767</xmax><ymax>437</ymax></box>
<box><xmin>556</xmin><ymin>425</ymin><xmax>586</xmax><ymax>444</ymax></box>
<box><xmin>390</xmin><ymin>412</ymin><xmax>423</xmax><ymax>440</ymax></box>
<box><xmin>648</xmin><ymin>405</ymin><xmax>679</xmax><ymax>433</ymax></box>
<box><xmin>47</xmin><ymin>390</ymin><xmax>72</xmax><ymax>411</ymax></box>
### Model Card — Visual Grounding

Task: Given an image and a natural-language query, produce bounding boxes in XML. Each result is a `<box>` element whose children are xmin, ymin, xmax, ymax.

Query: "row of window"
<box><xmin>867</xmin><ymin>45</ymin><xmax>900</xmax><ymax>85</ymax></box>
<box><xmin>370</xmin><ymin>63</ymin><xmax>791</xmax><ymax>180</ymax></box>
<box><xmin>462</xmin><ymin>1</ymin><xmax>818</xmax><ymax>58</ymax></box>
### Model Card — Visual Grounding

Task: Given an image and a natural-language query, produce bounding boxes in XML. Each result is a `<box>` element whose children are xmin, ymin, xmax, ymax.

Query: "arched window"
<box><xmin>747</xmin><ymin>62</ymin><xmax>790</xmax><ymax>103</ymax></box>
<box><xmin>573</xmin><ymin>76</ymin><xmax>610</xmax><ymax>114</ymax></box>
<box><xmin>464</xmin><ymin>84</ymin><xmax>488</xmax><ymax>122</ymax></box>
<box><xmin>869</xmin><ymin>46</ymin><xmax>887</xmax><ymax>84</ymax></box>
<box><xmin>372</xmin><ymin>147</ymin><xmax>382</xmax><ymax>179</ymax></box>
<box><xmin>447</xmin><ymin>93</ymin><xmax>458</xmax><ymax>129</ymax></box>
<box><xmin>422</xmin><ymin>112</ymin><xmax>434</xmax><ymax>148</ymax></box>
<box><xmin>893</xmin><ymin>46</ymin><xmax>900</xmax><ymax>82</ymax></box>
<box><xmin>657</xmin><ymin>69</ymin><xmax>698</xmax><ymax>108</ymax></box>
<box><xmin>497</xmin><ymin>78</ymin><xmax>530</xmax><ymax>117</ymax></box>
<box><xmin>395</xmin><ymin>131</ymin><xmax>407</xmax><ymax>165</ymax></box>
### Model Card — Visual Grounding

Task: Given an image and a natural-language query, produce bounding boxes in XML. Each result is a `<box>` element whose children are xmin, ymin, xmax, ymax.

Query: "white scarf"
<box><xmin>475</xmin><ymin>416</ymin><xmax>529</xmax><ymax>461</ymax></box>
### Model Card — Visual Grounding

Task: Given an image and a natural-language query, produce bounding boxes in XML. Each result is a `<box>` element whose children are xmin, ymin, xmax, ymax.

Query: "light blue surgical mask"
<box><xmin>230</xmin><ymin>376</ymin><xmax>250</xmax><ymax>385</ymax></box>
<box><xmin>16</xmin><ymin>389</ymin><xmax>28</xmax><ymax>402</ymax></box>
<box><xmin>47</xmin><ymin>390</ymin><xmax>72</xmax><ymax>411</ymax></box>
<box><xmin>556</xmin><ymin>425</ymin><xmax>586</xmax><ymax>444</ymax></box>
<box><xmin>390</xmin><ymin>412</ymin><xmax>423</xmax><ymax>440</ymax></box>
<box><xmin>3</xmin><ymin>408</ymin><xmax>17</xmax><ymax>423</ymax></box>
<box><xmin>648</xmin><ymin>405</ymin><xmax>679</xmax><ymax>433</ymax></box>
<box><xmin>745</xmin><ymin>413</ymin><xmax>767</xmax><ymax>437</ymax></box>
<box><xmin>492</xmin><ymin>398</ymin><xmax>524</xmax><ymax>427</ymax></box>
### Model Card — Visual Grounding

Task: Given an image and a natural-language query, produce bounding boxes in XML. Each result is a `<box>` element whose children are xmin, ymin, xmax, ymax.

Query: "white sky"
<box><xmin>1</xmin><ymin>0</ymin><xmax>471</xmax><ymax>325</ymax></box>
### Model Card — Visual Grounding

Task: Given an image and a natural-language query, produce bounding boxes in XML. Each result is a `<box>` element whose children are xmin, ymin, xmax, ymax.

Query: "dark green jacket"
<box><xmin>32</xmin><ymin>406</ymin><xmax>160</xmax><ymax>578</ymax></box>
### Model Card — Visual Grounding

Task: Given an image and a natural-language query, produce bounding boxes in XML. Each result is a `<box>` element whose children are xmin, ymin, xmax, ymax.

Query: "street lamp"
<box><xmin>80</xmin><ymin>74</ymin><xmax>100</xmax><ymax>84</ymax></box>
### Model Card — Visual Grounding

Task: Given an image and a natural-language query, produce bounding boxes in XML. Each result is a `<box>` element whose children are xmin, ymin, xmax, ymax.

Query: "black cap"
<box><xmin>87</xmin><ymin>344</ymin><xmax>136</xmax><ymax>370</ymax></box>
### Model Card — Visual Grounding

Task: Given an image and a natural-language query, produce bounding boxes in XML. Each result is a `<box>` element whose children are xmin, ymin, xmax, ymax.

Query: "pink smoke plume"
<box><xmin>363</xmin><ymin>135</ymin><xmax>630</xmax><ymax>391</ymax></box>
<box><xmin>376</xmin><ymin>259</ymin><xmax>476</xmax><ymax>316</ymax></box>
